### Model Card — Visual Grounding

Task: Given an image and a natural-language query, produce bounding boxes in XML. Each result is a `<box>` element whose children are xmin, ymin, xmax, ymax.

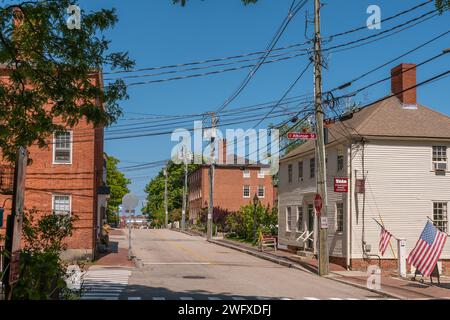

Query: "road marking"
<box><xmin>208</xmin><ymin>297</ymin><xmax>222</xmax><ymax>300</ymax></box>
<box><xmin>256</xmin><ymin>296</ymin><xmax>269</xmax><ymax>300</ymax></box>
<box><xmin>304</xmin><ymin>297</ymin><xmax>320</xmax><ymax>300</ymax></box>
<box><xmin>329</xmin><ymin>298</ymin><xmax>343</xmax><ymax>300</ymax></box>
<box><xmin>128</xmin><ymin>297</ymin><xmax>142</xmax><ymax>300</ymax></box>
<box><xmin>280</xmin><ymin>298</ymin><xmax>292</xmax><ymax>300</ymax></box>
<box><xmin>80</xmin><ymin>268</ymin><xmax>131</xmax><ymax>301</ymax></box>
<box><xmin>232</xmin><ymin>297</ymin><xmax>246</xmax><ymax>300</ymax></box>
<box><xmin>153</xmin><ymin>297</ymin><xmax>166</xmax><ymax>300</ymax></box>
<box><xmin>180</xmin><ymin>297</ymin><xmax>195</xmax><ymax>300</ymax></box>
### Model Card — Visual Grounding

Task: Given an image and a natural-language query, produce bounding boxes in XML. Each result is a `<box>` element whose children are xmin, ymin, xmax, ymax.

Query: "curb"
<box><xmin>325</xmin><ymin>273</ymin><xmax>405</xmax><ymax>300</ymax></box>
<box><xmin>208</xmin><ymin>239</ymin><xmax>313</xmax><ymax>274</ymax></box>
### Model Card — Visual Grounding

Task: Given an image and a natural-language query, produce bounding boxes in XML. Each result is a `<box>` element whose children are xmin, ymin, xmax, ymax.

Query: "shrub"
<box><xmin>10</xmin><ymin>210</ymin><xmax>79</xmax><ymax>300</ymax></box>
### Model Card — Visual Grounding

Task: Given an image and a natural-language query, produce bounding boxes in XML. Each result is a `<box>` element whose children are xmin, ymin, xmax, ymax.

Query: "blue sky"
<box><xmin>77</xmin><ymin>0</ymin><xmax>449</xmax><ymax>210</ymax></box>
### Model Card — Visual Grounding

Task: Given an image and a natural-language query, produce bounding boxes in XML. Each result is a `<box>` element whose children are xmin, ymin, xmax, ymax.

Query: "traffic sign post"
<box><xmin>122</xmin><ymin>193</ymin><xmax>139</xmax><ymax>261</ymax></box>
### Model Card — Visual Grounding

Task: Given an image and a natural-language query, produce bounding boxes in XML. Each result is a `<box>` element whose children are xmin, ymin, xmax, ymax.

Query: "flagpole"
<box><xmin>372</xmin><ymin>218</ymin><xmax>399</xmax><ymax>240</ymax></box>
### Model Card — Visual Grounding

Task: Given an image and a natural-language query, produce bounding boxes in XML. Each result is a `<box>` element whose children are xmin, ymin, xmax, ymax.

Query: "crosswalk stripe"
<box><xmin>329</xmin><ymin>298</ymin><xmax>343</xmax><ymax>300</ymax></box>
<box><xmin>304</xmin><ymin>297</ymin><xmax>320</xmax><ymax>300</ymax></box>
<box><xmin>128</xmin><ymin>297</ymin><xmax>142</xmax><ymax>300</ymax></box>
<box><xmin>80</xmin><ymin>268</ymin><xmax>131</xmax><ymax>301</ymax></box>
<box><xmin>256</xmin><ymin>297</ymin><xmax>269</xmax><ymax>300</ymax></box>
<box><xmin>208</xmin><ymin>297</ymin><xmax>222</xmax><ymax>300</ymax></box>
<box><xmin>153</xmin><ymin>297</ymin><xmax>166</xmax><ymax>300</ymax></box>
<box><xmin>232</xmin><ymin>297</ymin><xmax>246</xmax><ymax>300</ymax></box>
<box><xmin>280</xmin><ymin>298</ymin><xmax>292</xmax><ymax>300</ymax></box>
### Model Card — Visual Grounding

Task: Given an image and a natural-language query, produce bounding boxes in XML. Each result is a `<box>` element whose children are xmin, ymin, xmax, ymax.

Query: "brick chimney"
<box><xmin>217</xmin><ymin>139</ymin><xmax>228</xmax><ymax>165</ymax></box>
<box><xmin>391</xmin><ymin>63</ymin><xmax>417</xmax><ymax>106</ymax></box>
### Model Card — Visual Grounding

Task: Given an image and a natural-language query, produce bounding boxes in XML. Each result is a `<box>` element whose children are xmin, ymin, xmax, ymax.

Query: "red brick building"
<box><xmin>188</xmin><ymin>143</ymin><xmax>277</xmax><ymax>224</ymax></box>
<box><xmin>0</xmin><ymin>70</ymin><xmax>108</xmax><ymax>261</ymax></box>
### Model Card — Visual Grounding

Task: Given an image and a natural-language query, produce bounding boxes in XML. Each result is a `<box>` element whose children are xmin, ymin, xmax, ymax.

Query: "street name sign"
<box><xmin>287</xmin><ymin>132</ymin><xmax>317</xmax><ymax>140</ymax></box>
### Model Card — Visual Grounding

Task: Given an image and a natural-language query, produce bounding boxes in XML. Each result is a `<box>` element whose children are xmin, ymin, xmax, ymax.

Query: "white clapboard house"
<box><xmin>277</xmin><ymin>63</ymin><xmax>450</xmax><ymax>272</ymax></box>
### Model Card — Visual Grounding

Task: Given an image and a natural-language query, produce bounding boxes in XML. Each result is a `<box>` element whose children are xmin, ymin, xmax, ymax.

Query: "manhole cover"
<box><xmin>182</xmin><ymin>275</ymin><xmax>206</xmax><ymax>279</ymax></box>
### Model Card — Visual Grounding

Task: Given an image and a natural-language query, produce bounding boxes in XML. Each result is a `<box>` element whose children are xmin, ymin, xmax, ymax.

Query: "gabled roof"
<box><xmin>282</xmin><ymin>96</ymin><xmax>450</xmax><ymax>161</ymax></box>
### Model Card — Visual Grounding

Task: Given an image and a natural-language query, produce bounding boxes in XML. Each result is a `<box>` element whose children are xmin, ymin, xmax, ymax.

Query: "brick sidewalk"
<box><xmin>95</xmin><ymin>229</ymin><xmax>135</xmax><ymax>268</ymax></box>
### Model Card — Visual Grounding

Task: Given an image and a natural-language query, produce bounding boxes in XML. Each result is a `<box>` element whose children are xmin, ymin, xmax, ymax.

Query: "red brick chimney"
<box><xmin>218</xmin><ymin>139</ymin><xmax>227</xmax><ymax>165</ymax></box>
<box><xmin>391</xmin><ymin>63</ymin><xmax>417</xmax><ymax>105</ymax></box>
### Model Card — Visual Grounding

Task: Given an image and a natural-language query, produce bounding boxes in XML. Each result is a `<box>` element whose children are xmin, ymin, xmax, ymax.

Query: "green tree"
<box><xmin>105</xmin><ymin>154</ymin><xmax>130</xmax><ymax>225</ymax></box>
<box><xmin>142</xmin><ymin>160</ymin><xmax>199</xmax><ymax>222</ymax></box>
<box><xmin>0</xmin><ymin>1</ymin><xmax>133</xmax><ymax>161</ymax></box>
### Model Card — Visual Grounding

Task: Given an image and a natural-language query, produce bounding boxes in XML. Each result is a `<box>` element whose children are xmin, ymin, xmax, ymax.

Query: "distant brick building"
<box><xmin>0</xmin><ymin>69</ymin><xmax>109</xmax><ymax>261</ymax></box>
<box><xmin>187</xmin><ymin>142</ymin><xmax>277</xmax><ymax>224</ymax></box>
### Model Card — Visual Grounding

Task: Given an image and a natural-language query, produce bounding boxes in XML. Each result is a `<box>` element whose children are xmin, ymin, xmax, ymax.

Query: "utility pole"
<box><xmin>181</xmin><ymin>146</ymin><xmax>188</xmax><ymax>231</ymax></box>
<box><xmin>164</xmin><ymin>166</ymin><xmax>168</xmax><ymax>228</ymax></box>
<box><xmin>4</xmin><ymin>147</ymin><xmax>28</xmax><ymax>299</ymax></box>
<box><xmin>314</xmin><ymin>0</ymin><xmax>329</xmax><ymax>276</ymax></box>
<box><xmin>207</xmin><ymin>113</ymin><xmax>217</xmax><ymax>240</ymax></box>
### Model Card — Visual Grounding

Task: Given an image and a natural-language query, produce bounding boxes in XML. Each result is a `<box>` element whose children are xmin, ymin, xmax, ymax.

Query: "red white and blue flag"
<box><xmin>407</xmin><ymin>221</ymin><xmax>448</xmax><ymax>277</ymax></box>
<box><xmin>379</xmin><ymin>227</ymin><xmax>392</xmax><ymax>256</ymax></box>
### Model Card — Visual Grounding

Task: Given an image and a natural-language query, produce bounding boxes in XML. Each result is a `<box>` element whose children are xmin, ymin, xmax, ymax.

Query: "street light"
<box><xmin>253</xmin><ymin>193</ymin><xmax>259</xmax><ymax>241</ymax></box>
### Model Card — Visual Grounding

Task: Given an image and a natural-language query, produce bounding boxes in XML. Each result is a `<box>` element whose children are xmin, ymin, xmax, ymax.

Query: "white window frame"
<box><xmin>257</xmin><ymin>185</ymin><xmax>265</xmax><ymax>198</ymax></box>
<box><xmin>296</xmin><ymin>206</ymin><xmax>303</xmax><ymax>232</ymax></box>
<box><xmin>257</xmin><ymin>170</ymin><xmax>265</xmax><ymax>179</ymax></box>
<box><xmin>52</xmin><ymin>194</ymin><xmax>72</xmax><ymax>215</ymax></box>
<box><xmin>53</xmin><ymin>130</ymin><xmax>73</xmax><ymax>165</ymax></box>
<box><xmin>432</xmin><ymin>145</ymin><xmax>447</xmax><ymax>171</ymax></box>
<box><xmin>286</xmin><ymin>207</ymin><xmax>292</xmax><ymax>232</ymax></box>
<box><xmin>243</xmin><ymin>185</ymin><xmax>250</xmax><ymax>198</ymax></box>
<box><xmin>336</xmin><ymin>202</ymin><xmax>344</xmax><ymax>233</ymax></box>
<box><xmin>432</xmin><ymin>201</ymin><xmax>448</xmax><ymax>233</ymax></box>
<box><xmin>243</xmin><ymin>169</ymin><xmax>250</xmax><ymax>178</ymax></box>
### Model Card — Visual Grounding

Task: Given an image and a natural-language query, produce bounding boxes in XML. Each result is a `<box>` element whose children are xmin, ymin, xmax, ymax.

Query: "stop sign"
<box><xmin>314</xmin><ymin>193</ymin><xmax>322</xmax><ymax>215</ymax></box>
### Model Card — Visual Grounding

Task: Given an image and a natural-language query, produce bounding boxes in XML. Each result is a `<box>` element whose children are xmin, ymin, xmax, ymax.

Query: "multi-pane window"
<box><xmin>286</xmin><ymin>207</ymin><xmax>292</xmax><ymax>232</ymax></box>
<box><xmin>432</xmin><ymin>146</ymin><xmax>447</xmax><ymax>171</ymax></box>
<box><xmin>288</xmin><ymin>164</ymin><xmax>293</xmax><ymax>183</ymax></box>
<box><xmin>433</xmin><ymin>202</ymin><xmax>448</xmax><ymax>233</ymax></box>
<box><xmin>433</xmin><ymin>146</ymin><xmax>447</xmax><ymax>162</ymax></box>
<box><xmin>243</xmin><ymin>169</ymin><xmax>250</xmax><ymax>178</ymax></box>
<box><xmin>257</xmin><ymin>170</ymin><xmax>265</xmax><ymax>178</ymax></box>
<box><xmin>53</xmin><ymin>195</ymin><xmax>71</xmax><ymax>215</ymax></box>
<box><xmin>296</xmin><ymin>206</ymin><xmax>303</xmax><ymax>231</ymax></box>
<box><xmin>336</xmin><ymin>202</ymin><xmax>344</xmax><ymax>232</ymax></box>
<box><xmin>243</xmin><ymin>185</ymin><xmax>250</xmax><ymax>198</ymax></box>
<box><xmin>54</xmin><ymin>131</ymin><xmax>72</xmax><ymax>164</ymax></box>
<box><xmin>298</xmin><ymin>161</ymin><xmax>303</xmax><ymax>181</ymax></box>
<box><xmin>257</xmin><ymin>185</ymin><xmax>265</xmax><ymax>198</ymax></box>
<box><xmin>310</xmin><ymin>158</ymin><xmax>315</xmax><ymax>178</ymax></box>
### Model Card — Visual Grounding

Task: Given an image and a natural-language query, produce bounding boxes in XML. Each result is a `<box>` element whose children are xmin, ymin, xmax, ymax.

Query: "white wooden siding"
<box><xmin>350</xmin><ymin>139</ymin><xmax>450</xmax><ymax>260</ymax></box>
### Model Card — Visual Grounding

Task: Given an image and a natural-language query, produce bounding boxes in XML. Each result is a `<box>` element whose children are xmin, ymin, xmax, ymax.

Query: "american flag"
<box><xmin>379</xmin><ymin>226</ymin><xmax>392</xmax><ymax>256</ymax></box>
<box><xmin>407</xmin><ymin>221</ymin><xmax>448</xmax><ymax>277</ymax></box>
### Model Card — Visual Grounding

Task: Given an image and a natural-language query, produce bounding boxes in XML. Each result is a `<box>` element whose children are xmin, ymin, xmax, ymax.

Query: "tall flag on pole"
<box><xmin>407</xmin><ymin>221</ymin><xmax>448</xmax><ymax>277</ymax></box>
<box><xmin>379</xmin><ymin>226</ymin><xmax>392</xmax><ymax>256</ymax></box>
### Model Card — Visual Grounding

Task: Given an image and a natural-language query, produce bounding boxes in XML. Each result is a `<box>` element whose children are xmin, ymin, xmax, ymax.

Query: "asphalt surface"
<box><xmin>119</xmin><ymin>229</ymin><xmax>386</xmax><ymax>300</ymax></box>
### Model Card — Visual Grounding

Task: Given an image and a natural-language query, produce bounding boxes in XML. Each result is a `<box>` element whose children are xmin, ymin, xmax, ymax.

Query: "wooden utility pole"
<box><xmin>181</xmin><ymin>146</ymin><xmax>188</xmax><ymax>231</ymax></box>
<box><xmin>314</xmin><ymin>0</ymin><xmax>329</xmax><ymax>276</ymax></box>
<box><xmin>4</xmin><ymin>147</ymin><xmax>28</xmax><ymax>299</ymax></box>
<box><xmin>207</xmin><ymin>113</ymin><xmax>217</xmax><ymax>240</ymax></box>
<box><xmin>164</xmin><ymin>166</ymin><xmax>168</xmax><ymax>228</ymax></box>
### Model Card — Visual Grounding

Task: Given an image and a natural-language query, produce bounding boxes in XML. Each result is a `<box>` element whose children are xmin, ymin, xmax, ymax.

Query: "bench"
<box><xmin>259</xmin><ymin>234</ymin><xmax>277</xmax><ymax>252</ymax></box>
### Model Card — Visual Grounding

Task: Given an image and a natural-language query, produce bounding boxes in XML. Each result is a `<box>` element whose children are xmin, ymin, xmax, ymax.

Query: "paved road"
<box><xmin>119</xmin><ymin>229</ymin><xmax>386</xmax><ymax>300</ymax></box>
